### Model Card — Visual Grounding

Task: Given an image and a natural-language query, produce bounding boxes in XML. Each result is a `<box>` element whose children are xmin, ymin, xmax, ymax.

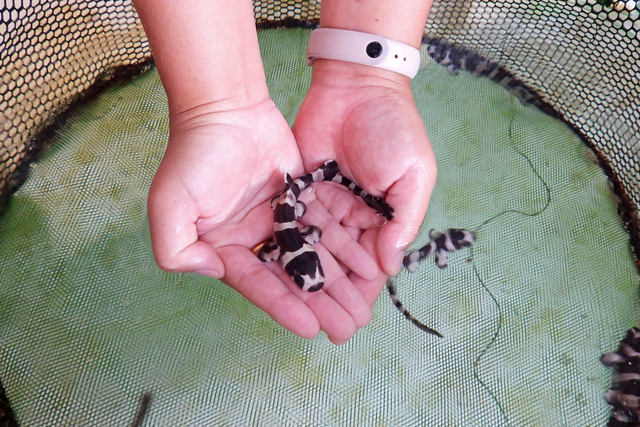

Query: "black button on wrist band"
<box><xmin>366</xmin><ymin>41</ymin><xmax>383</xmax><ymax>58</ymax></box>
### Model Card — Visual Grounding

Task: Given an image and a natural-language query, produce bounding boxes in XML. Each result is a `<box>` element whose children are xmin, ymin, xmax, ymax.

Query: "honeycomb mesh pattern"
<box><xmin>424</xmin><ymin>0</ymin><xmax>640</xmax><ymax>248</ymax></box>
<box><xmin>0</xmin><ymin>1</ymin><xmax>150</xmax><ymax>205</ymax></box>
<box><xmin>0</xmin><ymin>0</ymin><xmax>323</xmax><ymax>210</ymax></box>
<box><xmin>254</xmin><ymin>0</ymin><xmax>320</xmax><ymax>22</ymax></box>
<box><xmin>0</xmin><ymin>0</ymin><xmax>639</xmax><ymax>424</ymax></box>
<box><xmin>1</xmin><ymin>1</ymin><xmax>639</xmax><ymax>244</ymax></box>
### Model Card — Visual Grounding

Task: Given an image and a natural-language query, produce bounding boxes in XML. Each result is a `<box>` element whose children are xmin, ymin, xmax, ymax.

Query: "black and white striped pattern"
<box><xmin>601</xmin><ymin>327</ymin><xmax>640</xmax><ymax>426</ymax></box>
<box><xmin>258</xmin><ymin>160</ymin><xmax>394</xmax><ymax>292</ymax></box>
<box><xmin>423</xmin><ymin>36</ymin><xmax>558</xmax><ymax>119</ymax></box>
<box><xmin>403</xmin><ymin>228</ymin><xmax>476</xmax><ymax>271</ymax></box>
<box><xmin>386</xmin><ymin>275</ymin><xmax>444</xmax><ymax>337</ymax></box>
<box><xmin>386</xmin><ymin>228</ymin><xmax>476</xmax><ymax>337</ymax></box>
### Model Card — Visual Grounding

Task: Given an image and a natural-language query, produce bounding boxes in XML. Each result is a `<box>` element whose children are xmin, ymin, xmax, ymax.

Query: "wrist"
<box><xmin>309</xmin><ymin>58</ymin><xmax>413</xmax><ymax>92</ymax></box>
<box><xmin>306</xmin><ymin>28</ymin><xmax>421</xmax><ymax>79</ymax></box>
<box><xmin>167</xmin><ymin>78</ymin><xmax>271</xmax><ymax>124</ymax></box>
<box><xmin>319</xmin><ymin>0</ymin><xmax>434</xmax><ymax>49</ymax></box>
<box><xmin>168</xmin><ymin>95</ymin><xmax>275</xmax><ymax>135</ymax></box>
<box><xmin>163</xmin><ymin>43</ymin><xmax>270</xmax><ymax>118</ymax></box>
<box><xmin>135</xmin><ymin>0</ymin><xmax>269</xmax><ymax>116</ymax></box>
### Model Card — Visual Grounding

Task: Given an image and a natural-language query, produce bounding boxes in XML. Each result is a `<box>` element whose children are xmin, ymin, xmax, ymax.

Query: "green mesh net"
<box><xmin>1</xmin><ymin>1</ymin><xmax>639</xmax><ymax>426</ymax></box>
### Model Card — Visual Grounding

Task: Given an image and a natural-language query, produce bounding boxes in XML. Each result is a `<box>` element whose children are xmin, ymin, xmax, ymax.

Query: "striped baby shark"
<box><xmin>403</xmin><ymin>228</ymin><xmax>476</xmax><ymax>271</ymax></box>
<box><xmin>386</xmin><ymin>228</ymin><xmax>476</xmax><ymax>337</ymax></box>
<box><xmin>257</xmin><ymin>160</ymin><xmax>394</xmax><ymax>292</ymax></box>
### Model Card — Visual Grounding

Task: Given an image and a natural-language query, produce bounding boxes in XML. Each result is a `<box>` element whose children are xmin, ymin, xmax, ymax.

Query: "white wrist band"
<box><xmin>306</xmin><ymin>28</ymin><xmax>421</xmax><ymax>79</ymax></box>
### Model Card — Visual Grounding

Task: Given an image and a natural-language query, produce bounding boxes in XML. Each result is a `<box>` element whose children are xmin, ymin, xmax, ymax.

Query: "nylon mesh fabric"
<box><xmin>0</xmin><ymin>27</ymin><xmax>638</xmax><ymax>426</ymax></box>
<box><xmin>0</xmin><ymin>1</ymin><xmax>639</xmax><ymax>426</ymax></box>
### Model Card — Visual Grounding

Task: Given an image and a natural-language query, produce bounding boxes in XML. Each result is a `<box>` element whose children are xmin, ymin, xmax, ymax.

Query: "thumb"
<box><xmin>377</xmin><ymin>165</ymin><xmax>436</xmax><ymax>276</ymax></box>
<box><xmin>147</xmin><ymin>179</ymin><xmax>225</xmax><ymax>278</ymax></box>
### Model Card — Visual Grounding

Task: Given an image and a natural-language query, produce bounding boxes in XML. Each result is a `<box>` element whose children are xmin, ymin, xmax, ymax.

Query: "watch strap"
<box><xmin>306</xmin><ymin>28</ymin><xmax>421</xmax><ymax>79</ymax></box>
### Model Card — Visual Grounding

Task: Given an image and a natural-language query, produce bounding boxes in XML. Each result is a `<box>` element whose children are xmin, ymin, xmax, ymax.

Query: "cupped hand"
<box><xmin>293</xmin><ymin>60</ymin><xmax>437</xmax><ymax>307</ymax></box>
<box><xmin>147</xmin><ymin>98</ymin><xmax>379</xmax><ymax>343</ymax></box>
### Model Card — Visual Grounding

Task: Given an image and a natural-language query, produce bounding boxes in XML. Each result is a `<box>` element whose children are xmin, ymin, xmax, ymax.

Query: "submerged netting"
<box><xmin>424</xmin><ymin>0</ymin><xmax>640</xmax><ymax>257</ymax></box>
<box><xmin>0</xmin><ymin>1</ymin><xmax>639</xmax><ymax>426</ymax></box>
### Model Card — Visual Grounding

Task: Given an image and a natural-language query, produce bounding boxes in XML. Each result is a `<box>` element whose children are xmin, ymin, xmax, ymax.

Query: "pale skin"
<box><xmin>134</xmin><ymin>0</ymin><xmax>436</xmax><ymax>344</ymax></box>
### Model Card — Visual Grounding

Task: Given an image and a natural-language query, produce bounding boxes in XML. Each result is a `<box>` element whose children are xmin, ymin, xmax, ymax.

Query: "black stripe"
<box><xmin>386</xmin><ymin>277</ymin><xmax>443</xmax><ymax>337</ymax></box>
<box><xmin>334</xmin><ymin>173</ymin><xmax>395</xmax><ymax>220</ymax></box>
<box><xmin>261</xmin><ymin>159</ymin><xmax>396</xmax><ymax>294</ymax></box>
<box><xmin>286</xmin><ymin>173</ymin><xmax>301</xmax><ymax>199</ymax></box>
<box><xmin>284</xmin><ymin>251</ymin><xmax>323</xmax><ymax>281</ymax></box>
<box><xmin>275</xmin><ymin>229</ymin><xmax>305</xmax><ymax>253</ymax></box>
<box><xmin>295</xmin><ymin>174</ymin><xmax>314</xmax><ymax>190</ymax></box>
<box><xmin>273</xmin><ymin>203</ymin><xmax>296</xmax><ymax>224</ymax></box>
<box><xmin>320</xmin><ymin>166</ymin><xmax>339</xmax><ymax>182</ymax></box>
<box><xmin>449</xmin><ymin>230</ymin><xmax>467</xmax><ymax>250</ymax></box>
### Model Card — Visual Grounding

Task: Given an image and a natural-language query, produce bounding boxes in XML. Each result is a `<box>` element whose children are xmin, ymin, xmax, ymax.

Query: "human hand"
<box><xmin>147</xmin><ymin>99</ymin><xmax>379</xmax><ymax>343</ymax></box>
<box><xmin>293</xmin><ymin>60</ymin><xmax>437</xmax><ymax>307</ymax></box>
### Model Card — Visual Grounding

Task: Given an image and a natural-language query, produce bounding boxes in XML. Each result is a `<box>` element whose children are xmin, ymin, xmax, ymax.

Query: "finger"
<box><xmin>313</xmin><ymin>244</ymin><xmax>373</xmax><ymax>330</ymax></box>
<box><xmin>337</xmin><ymin>225</ymin><xmax>366</xmax><ymax>275</ymax></box>
<box><xmin>313</xmin><ymin>183</ymin><xmax>380</xmax><ymax>230</ymax></box>
<box><xmin>343</xmin><ymin>224</ymin><xmax>364</xmax><ymax>243</ymax></box>
<box><xmin>200</xmin><ymin>202</ymin><xmax>274</xmax><ymax>249</ymax></box>
<box><xmin>218</xmin><ymin>245</ymin><xmax>320</xmax><ymax>340</ymax></box>
<box><xmin>300</xmin><ymin>289</ymin><xmax>358</xmax><ymax>345</ymax></box>
<box><xmin>377</xmin><ymin>166</ymin><xmax>436</xmax><ymax>276</ymax></box>
<box><xmin>299</xmin><ymin>197</ymin><xmax>379</xmax><ymax>281</ymax></box>
<box><xmin>268</xmin><ymin>255</ymin><xmax>359</xmax><ymax>344</ymax></box>
<box><xmin>349</xmin><ymin>227</ymin><xmax>389</xmax><ymax>307</ymax></box>
<box><xmin>323</xmin><ymin>275</ymin><xmax>372</xmax><ymax>335</ymax></box>
<box><xmin>148</xmin><ymin>183</ymin><xmax>225</xmax><ymax>278</ymax></box>
<box><xmin>265</xmin><ymin>242</ymin><xmax>371</xmax><ymax>342</ymax></box>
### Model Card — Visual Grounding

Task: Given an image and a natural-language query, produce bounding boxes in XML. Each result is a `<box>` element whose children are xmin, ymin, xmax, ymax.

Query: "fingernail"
<box><xmin>373</xmin><ymin>213</ymin><xmax>388</xmax><ymax>227</ymax></box>
<box><xmin>393</xmin><ymin>252</ymin><xmax>405</xmax><ymax>275</ymax></box>
<box><xmin>396</xmin><ymin>236</ymin><xmax>413</xmax><ymax>250</ymax></box>
<box><xmin>195</xmin><ymin>269</ymin><xmax>222</xmax><ymax>279</ymax></box>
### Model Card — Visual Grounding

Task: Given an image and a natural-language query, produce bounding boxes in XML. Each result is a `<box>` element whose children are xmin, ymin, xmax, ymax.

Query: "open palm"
<box><xmin>293</xmin><ymin>63</ymin><xmax>438</xmax><ymax>308</ymax></box>
<box><xmin>148</xmin><ymin>99</ymin><xmax>379</xmax><ymax>343</ymax></box>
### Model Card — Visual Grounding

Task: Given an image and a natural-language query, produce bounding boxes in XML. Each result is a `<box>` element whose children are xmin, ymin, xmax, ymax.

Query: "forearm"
<box><xmin>133</xmin><ymin>0</ymin><xmax>269</xmax><ymax>116</ymax></box>
<box><xmin>320</xmin><ymin>0</ymin><xmax>433</xmax><ymax>48</ymax></box>
<box><xmin>309</xmin><ymin>0</ymin><xmax>433</xmax><ymax>86</ymax></box>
